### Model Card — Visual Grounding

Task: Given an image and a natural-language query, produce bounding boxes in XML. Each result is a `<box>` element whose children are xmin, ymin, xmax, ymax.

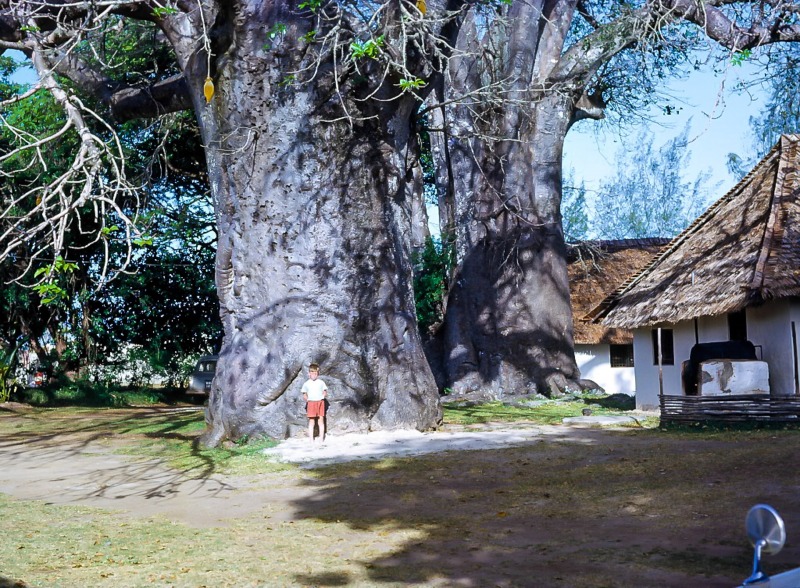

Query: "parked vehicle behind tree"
<box><xmin>186</xmin><ymin>356</ymin><xmax>217</xmax><ymax>404</ymax></box>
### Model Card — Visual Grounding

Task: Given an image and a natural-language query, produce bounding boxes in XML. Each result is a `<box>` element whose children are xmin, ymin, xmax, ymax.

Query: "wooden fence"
<box><xmin>659</xmin><ymin>394</ymin><xmax>800</xmax><ymax>423</ymax></box>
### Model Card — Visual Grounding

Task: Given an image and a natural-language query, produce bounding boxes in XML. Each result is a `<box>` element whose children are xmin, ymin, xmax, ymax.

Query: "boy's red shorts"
<box><xmin>307</xmin><ymin>400</ymin><xmax>326</xmax><ymax>418</ymax></box>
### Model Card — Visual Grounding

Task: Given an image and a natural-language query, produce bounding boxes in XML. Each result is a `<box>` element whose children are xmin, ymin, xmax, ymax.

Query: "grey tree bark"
<box><xmin>155</xmin><ymin>1</ymin><xmax>444</xmax><ymax>443</ymax></box>
<box><xmin>439</xmin><ymin>2</ymin><xmax>584</xmax><ymax>397</ymax></box>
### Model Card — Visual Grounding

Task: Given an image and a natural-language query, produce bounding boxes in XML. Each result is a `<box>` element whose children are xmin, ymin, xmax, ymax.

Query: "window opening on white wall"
<box><xmin>728</xmin><ymin>310</ymin><xmax>747</xmax><ymax>342</ymax></box>
<box><xmin>610</xmin><ymin>344</ymin><xmax>634</xmax><ymax>368</ymax></box>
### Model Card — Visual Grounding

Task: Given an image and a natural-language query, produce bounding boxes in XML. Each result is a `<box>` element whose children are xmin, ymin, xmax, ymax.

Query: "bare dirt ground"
<box><xmin>2</xmin><ymin>405</ymin><xmax>800</xmax><ymax>587</ymax></box>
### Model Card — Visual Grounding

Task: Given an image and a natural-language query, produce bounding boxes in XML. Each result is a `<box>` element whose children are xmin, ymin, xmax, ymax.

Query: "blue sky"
<box><xmin>564</xmin><ymin>59</ymin><xmax>765</xmax><ymax>206</ymax></box>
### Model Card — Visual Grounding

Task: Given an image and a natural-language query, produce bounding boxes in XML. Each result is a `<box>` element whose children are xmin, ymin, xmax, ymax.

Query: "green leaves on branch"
<box><xmin>264</xmin><ymin>23</ymin><xmax>288</xmax><ymax>50</ymax></box>
<box><xmin>398</xmin><ymin>77</ymin><xmax>426</xmax><ymax>92</ymax></box>
<box><xmin>33</xmin><ymin>256</ymin><xmax>78</xmax><ymax>279</ymax></box>
<box><xmin>33</xmin><ymin>256</ymin><xmax>78</xmax><ymax>305</ymax></box>
<box><xmin>101</xmin><ymin>225</ymin><xmax>151</xmax><ymax>246</ymax></box>
<box><xmin>731</xmin><ymin>49</ymin><xmax>752</xmax><ymax>67</ymax></box>
<box><xmin>350</xmin><ymin>36</ymin><xmax>385</xmax><ymax>59</ymax></box>
<box><xmin>268</xmin><ymin>23</ymin><xmax>288</xmax><ymax>39</ymax></box>
<box><xmin>132</xmin><ymin>235</ymin><xmax>153</xmax><ymax>247</ymax></box>
<box><xmin>152</xmin><ymin>6</ymin><xmax>179</xmax><ymax>19</ymax></box>
<box><xmin>32</xmin><ymin>282</ymin><xmax>68</xmax><ymax>305</ymax></box>
<box><xmin>298</xmin><ymin>0</ymin><xmax>323</xmax><ymax>12</ymax></box>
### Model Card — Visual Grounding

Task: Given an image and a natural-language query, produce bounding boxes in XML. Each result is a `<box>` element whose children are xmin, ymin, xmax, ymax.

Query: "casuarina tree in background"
<box><xmin>728</xmin><ymin>43</ymin><xmax>800</xmax><ymax>178</ymax></box>
<box><xmin>593</xmin><ymin>126</ymin><xmax>712</xmax><ymax>240</ymax></box>
<box><xmin>561</xmin><ymin>171</ymin><xmax>589</xmax><ymax>243</ymax></box>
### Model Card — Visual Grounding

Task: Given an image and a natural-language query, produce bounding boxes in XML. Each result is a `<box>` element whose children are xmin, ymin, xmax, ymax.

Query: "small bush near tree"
<box><xmin>15</xmin><ymin>377</ymin><xmax>182</xmax><ymax>407</ymax></box>
<box><xmin>0</xmin><ymin>347</ymin><xmax>18</xmax><ymax>403</ymax></box>
<box><xmin>412</xmin><ymin>236</ymin><xmax>455</xmax><ymax>337</ymax></box>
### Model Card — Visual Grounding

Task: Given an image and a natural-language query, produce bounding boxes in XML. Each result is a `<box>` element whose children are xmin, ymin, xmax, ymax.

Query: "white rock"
<box><xmin>699</xmin><ymin>360</ymin><xmax>770</xmax><ymax>395</ymax></box>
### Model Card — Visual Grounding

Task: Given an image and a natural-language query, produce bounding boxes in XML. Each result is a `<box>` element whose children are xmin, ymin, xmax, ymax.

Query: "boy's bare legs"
<box><xmin>318</xmin><ymin>417</ymin><xmax>326</xmax><ymax>443</ymax></box>
<box><xmin>307</xmin><ymin>418</ymin><xmax>316</xmax><ymax>442</ymax></box>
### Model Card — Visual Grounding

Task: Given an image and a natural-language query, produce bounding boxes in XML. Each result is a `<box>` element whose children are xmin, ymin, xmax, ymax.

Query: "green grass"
<box><xmin>0</xmin><ymin>406</ymin><xmax>285</xmax><ymax>476</ymax></box>
<box><xmin>442</xmin><ymin>394</ymin><xmax>647</xmax><ymax>427</ymax></box>
<box><xmin>0</xmin><ymin>493</ymin><xmax>401</xmax><ymax>588</ymax></box>
<box><xmin>114</xmin><ymin>435</ymin><xmax>287</xmax><ymax>476</ymax></box>
<box><xmin>14</xmin><ymin>381</ymin><xmax>185</xmax><ymax>408</ymax></box>
<box><xmin>94</xmin><ymin>410</ymin><xmax>286</xmax><ymax>475</ymax></box>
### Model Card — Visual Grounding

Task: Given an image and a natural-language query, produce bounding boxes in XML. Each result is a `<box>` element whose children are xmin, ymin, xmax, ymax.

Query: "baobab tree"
<box><xmin>0</xmin><ymin>0</ymin><xmax>461</xmax><ymax>443</ymax></box>
<box><xmin>432</xmin><ymin>0</ymin><xmax>800</xmax><ymax>397</ymax></box>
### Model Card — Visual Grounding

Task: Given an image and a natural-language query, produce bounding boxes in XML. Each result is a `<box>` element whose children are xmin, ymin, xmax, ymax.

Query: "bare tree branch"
<box><xmin>665</xmin><ymin>0</ymin><xmax>800</xmax><ymax>49</ymax></box>
<box><xmin>0</xmin><ymin>37</ymin><xmax>140</xmax><ymax>285</ymax></box>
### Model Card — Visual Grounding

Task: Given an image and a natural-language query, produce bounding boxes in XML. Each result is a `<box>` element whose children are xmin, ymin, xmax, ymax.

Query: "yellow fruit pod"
<box><xmin>203</xmin><ymin>76</ymin><xmax>215</xmax><ymax>103</ymax></box>
<box><xmin>416</xmin><ymin>0</ymin><xmax>426</xmax><ymax>14</ymax></box>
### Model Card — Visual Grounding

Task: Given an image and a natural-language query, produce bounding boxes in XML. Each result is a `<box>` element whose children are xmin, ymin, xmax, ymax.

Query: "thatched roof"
<box><xmin>588</xmin><ymin>134</ymin><xmax>800</xmax><ymax>329</ymax></box>
<box><xmin>569</xmin><ymin>239</ymin><xmax>668</xmax><ymax>344</ymax></box>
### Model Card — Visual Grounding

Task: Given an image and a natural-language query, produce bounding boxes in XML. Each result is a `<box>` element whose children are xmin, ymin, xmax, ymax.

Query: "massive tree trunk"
<box><xmin>440</xmin><ymin>2</ymin><xmax>582</xmax><ymax>397</ymax></box>
<box><xmin>444</xmin><ymin>96</ymin><xmax>580</xmax><ymax>397</ymax></box>
<box><xmin>159</xmin><ymin>2</ymin><xmax>442</xmax><ymax>444</ymax></box>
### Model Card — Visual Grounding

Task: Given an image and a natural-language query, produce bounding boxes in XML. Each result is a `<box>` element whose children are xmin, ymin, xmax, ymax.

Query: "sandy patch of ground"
<box><xmin>262</xmin><ymin>423</ymin><xmax>603</xmax><ymax>467</ymax></box>
<box><xmin>0</xmin><ymin>406</ymin><xmax>314</xmax><ymax>527</ymax></box>
<box><xmin>0</xmin><ymin>407</ymin><xmax>611</xmax><ymax>525</ymax></box>
<box><xmin>0</xmin><ymin>406</ymin><xmax>647</xmax><ymax>529</ymax></box>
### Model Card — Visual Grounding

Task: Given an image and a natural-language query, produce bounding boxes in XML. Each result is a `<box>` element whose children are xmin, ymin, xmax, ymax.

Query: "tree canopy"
<box><xmin>0</xmin><ymin>43</ymin><xmax>218</xmax><ymax>381</ymax></box>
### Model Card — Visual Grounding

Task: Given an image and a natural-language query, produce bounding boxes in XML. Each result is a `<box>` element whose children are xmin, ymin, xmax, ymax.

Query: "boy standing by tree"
<box><xmin>301</xmin><ymin>363</ymin><xmax>328</xmax><ymax>443</ymax></box>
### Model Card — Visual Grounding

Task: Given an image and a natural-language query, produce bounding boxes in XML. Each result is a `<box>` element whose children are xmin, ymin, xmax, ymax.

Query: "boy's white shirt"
<box><xmin>301</xmin><ymin>379</ymin><xmax>327</xmax><ymax>401</ymax></box>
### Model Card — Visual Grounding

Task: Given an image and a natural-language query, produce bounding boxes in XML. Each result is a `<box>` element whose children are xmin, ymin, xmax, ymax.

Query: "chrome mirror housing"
<box><xmin>743</xmin><ymin>504</ymin><xmax>787</xmax><ymax>585</ymax></box>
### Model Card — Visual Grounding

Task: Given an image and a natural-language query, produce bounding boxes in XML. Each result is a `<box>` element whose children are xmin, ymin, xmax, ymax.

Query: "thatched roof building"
<box><xmin>588</xmin><ymin>134</ymin><xmax>800</xmax><ymax>329</ymax></box>
<box><xmin>569</xmin><ymin>239</ymin><xmax>668</xmax><ymax>344</ymax></box>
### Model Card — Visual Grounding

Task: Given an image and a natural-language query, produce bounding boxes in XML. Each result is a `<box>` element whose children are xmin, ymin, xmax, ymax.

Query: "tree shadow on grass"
<box><xmin>584</xmin><ymin>393</ymin><xmax>635</xmax><ymax>411</ymax></box>
<box><xmin>289</xmin><ymin>430</ymin><xmax>800</xmax><ymax>587</ymax></box>
<box><xmin>0</xmin><ymin>575</ymin><xmax>30</xmax><ymax>588</ymax></box>
<box><xmin>294</xmin><ymin>571</ymin><xmax>352</xmax><ymax>586</ymax></box>
<box><xmin>0</xmin><ymin>407</ymin><xmax>236</xmax><ymax>507</ymax></box>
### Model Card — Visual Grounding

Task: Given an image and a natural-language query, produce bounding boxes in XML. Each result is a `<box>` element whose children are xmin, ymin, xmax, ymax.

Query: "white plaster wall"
<box><xmin>575</xmin><ymin>344</ymin><xmax>635</xmax><ymax>395</ymax></box>
<box><xmin>748</xmin><ymin>301</ymin><xmax>794</xmax><ymax>396</ymax></box>
<box><xmin>633</xmin><ymin>325</ymin><xmax>682</xmax><ymax>410</ymax></box>
<box><xmin>633</xmin><ymin>302</ymin><xmax>800</xmax><ymax>408</ymax></box>
<box><xmin>633</xmin><ymin>321</ymin><xmax>709</xmax><ymax>409</ymax></box>
<box><xmin>696</xmin><ymin>314</ymin><xmax>729</xmax><ymax>342</ymax></box>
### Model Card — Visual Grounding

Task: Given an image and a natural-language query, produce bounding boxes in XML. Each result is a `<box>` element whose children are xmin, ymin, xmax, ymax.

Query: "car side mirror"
<box><xmin>743</xmin><ymin>504</ymin><xmax>787</xmax><ymax>585</ymax></box>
